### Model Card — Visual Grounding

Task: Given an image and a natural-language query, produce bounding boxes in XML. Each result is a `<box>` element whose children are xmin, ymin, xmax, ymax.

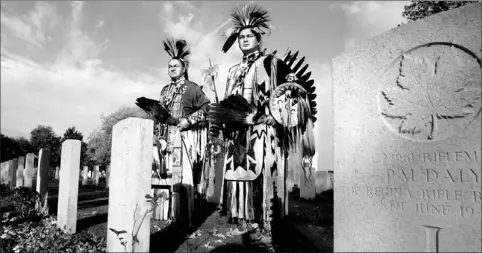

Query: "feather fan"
<box><xmin>135</xmin><ymin>97</ymin><xmax>171</xmax><ymax>124</ymax></box>
<box><xmin>207</xmin><ymin>94</ymin><xmax>260</xmax><ymax>126</ymax></box>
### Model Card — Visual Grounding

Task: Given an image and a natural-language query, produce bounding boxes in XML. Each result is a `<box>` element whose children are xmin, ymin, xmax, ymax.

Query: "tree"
<box><xmin>61</xmin><ymin>126</ymin><xmax>84</xmax><ymax>142</ymax></box>
<box><xmin>59</xmin><ymin>126</ymin><xmax>89</xmax><ymax>167</ymax></box>
<box><xmin>86</xmin><ymin>106</ymin><xmax>150</xmax><ymax>166</ymax></box>
<box><xmin>14</xmin><ymin>137</ymin><xmax>34</xmax><ymax>155</ymax></box>
<box><xmin>402</xmin><ymin>1</ymin><xmax>478</xmax><ymax>22</ymax></box>
<box><xmin>30</xmin><ymin>125</ymin><xmax>61</xmax><ymax>166</ymax></box>
<box><xmin>1</xmin><ymin>134</ymin><xmax>23</xmax><ymax>162</ymax></box>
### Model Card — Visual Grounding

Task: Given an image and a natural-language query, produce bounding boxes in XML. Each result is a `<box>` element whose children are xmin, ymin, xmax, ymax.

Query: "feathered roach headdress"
<box><xmin>222</xmin><ymin>4</ymin><xmax>274</xmax><ymax>53</ymax></box>
<box><xmin>163</xmin><ymin>38</ymin><xmax>191</xmax><ymax>79</ymax></box>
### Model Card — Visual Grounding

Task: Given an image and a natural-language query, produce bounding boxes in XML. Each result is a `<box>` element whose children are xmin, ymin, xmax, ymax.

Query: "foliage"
<box><xmin>86</xmin><ymin>106</ymin><xmax>150</xmax><ymax>166</ymax></box>
<box><xmin>0</xmin><ymin>185</ymin><xmax>106</xmax><ymax>253</ymax></box>
<box><xmin>109</xmin><ymin>193</ymin><xmax>163</xmax><ymax>252</ymax></box>
<box><xmin>61</xmin><ymin>127</ymin><xmax>84</xmax><ymax>142</ymax></box>
<box><xmin>14</xmin><ymin>137</ymin><xmax>34</xmax><ymax>155</ymax></box>
<box><xmin>0</xmin><ymin>134</ymin><xmax>35</xmax><ymax>162</ymax></box>
<box><xmin>2</xmin><ymin>217</ymin><xmax>106</xmax><ymax>253</ymax></box>
<box><xmin>58</xmin><ymin>127</ymin><xmax>89</xmax><ymax>167</ymax></box>
<box><xmin>402</xmin><ymin>1</ymin><xmax>478</xmax><ymax>22</ymax></box>
<box><xmin>0</xmin><ymin>186</ymin><xmax>44</xmax><ymax>224</ymax></box>
<box><xmin>29</xmin><ymin>125</ymin><xmax>61</xmax><ymax>166</ymax></box>
<box><xmin>1</xmin><ymin>134</ymin><xmax>25</xmax><ymax>162</ymax></box>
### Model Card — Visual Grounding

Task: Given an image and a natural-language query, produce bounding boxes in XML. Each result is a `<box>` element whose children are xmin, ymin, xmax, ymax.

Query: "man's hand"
<box><xmin>210</xmin><ymin>124</ymin><xmax>222</xmax><ymax>137</ymax></box>
<box><xmin>177</xmin><ymin>118</ymin><xmax>191</xmax><ymax>130</ymax></box>
<box><xmin>264</xmin><ymin>115</ymin><xmax>277</xmax><ymax>126</ymax></box>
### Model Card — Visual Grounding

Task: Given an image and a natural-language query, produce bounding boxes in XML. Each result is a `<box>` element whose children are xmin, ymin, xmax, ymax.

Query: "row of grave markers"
<box><xmin>1</xmin><ymin>151</ymin><xmax>49</xmax><ymax>196</ymax></box>
<box><xmin>104</xmin><ymin>118</ymin><xmax>334</xmax><ymax>252</ymax></box>
<box><xmin>1</xmin><ymin>118</ymin><xmax>332</xmax><ymax>252</ymax></box>
<box><xmin>1</xmin><ymin>153</ymin><xmax>110</xmax><ymax>192</ymax></box>
<box><xmin>1</xmin><ymin>143</ymin><xmax>111</xmax><ymax>233</ymax></box>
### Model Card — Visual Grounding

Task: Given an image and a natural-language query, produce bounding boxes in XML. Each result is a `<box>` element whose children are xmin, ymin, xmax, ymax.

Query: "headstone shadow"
<box><xmin>150</xmin><ymin>183</ymin><xmax>218</xmax><ymax>252</ymax></box>
<box><xmin>76</xmin><ymin>213</ymin><xmax>108</xmax><ymax>232</ymax></box>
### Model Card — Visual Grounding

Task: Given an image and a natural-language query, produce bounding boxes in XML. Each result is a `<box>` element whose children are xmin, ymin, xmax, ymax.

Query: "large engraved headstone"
<box><xmin>107</xmin><ymin>118</ymin><xmax>153</xmax><ymax>252</ymax></box>
<box><xmin>57</xmin><ymin>140</ymin><xmax>81</xmax><ymax>233</ymax></box>
<box><xmin>333</xmin><ymin>4</ymin><xmax>481</xmax><ymax>252</ymax></box>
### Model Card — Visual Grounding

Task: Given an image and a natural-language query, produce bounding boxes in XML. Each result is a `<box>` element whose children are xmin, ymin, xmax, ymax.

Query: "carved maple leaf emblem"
<box><xmin>380</xmin><ymin>51</ymin><xmax>481</xmax><ymax>140</ymax></box>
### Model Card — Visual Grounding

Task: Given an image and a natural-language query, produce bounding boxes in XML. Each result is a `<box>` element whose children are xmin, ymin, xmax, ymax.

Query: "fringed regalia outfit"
<box><xmin>209</xmin><ymin>5</ymin><xmax>317</xmax><ymax>230</ymax></box>
<box><xmin>158</xmin><ymin>77</ymin><xmax>210</xmax><ymax>223</ymax></box>
<box><xmin>142</xmin><ymin>39</ymin><xmax>210</xmax><ymax>225</ymax></box>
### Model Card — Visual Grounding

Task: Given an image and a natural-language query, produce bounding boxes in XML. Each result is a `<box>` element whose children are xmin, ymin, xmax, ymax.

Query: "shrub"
<box><xmin>0</xmin><ymin>185</ymin><xmax>106</xmax><ymax>252</ymax></box>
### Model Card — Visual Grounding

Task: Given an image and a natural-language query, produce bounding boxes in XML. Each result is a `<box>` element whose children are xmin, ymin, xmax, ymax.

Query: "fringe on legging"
<box><xmin>223</xmin><ymin>173</ymin><xmax>263</xmax><ymax>223</ymax></box>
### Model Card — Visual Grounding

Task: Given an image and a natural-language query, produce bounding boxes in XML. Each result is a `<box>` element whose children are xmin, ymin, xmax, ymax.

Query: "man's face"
<box><xmin>238</xmin><ymin>28</ymin><xmax>259</xmax><ymax>54</ymax></box>
<box><xmin>168</xmin><ymin>59</ymin><xmax>185</xmax><ymax>79</ymax></box>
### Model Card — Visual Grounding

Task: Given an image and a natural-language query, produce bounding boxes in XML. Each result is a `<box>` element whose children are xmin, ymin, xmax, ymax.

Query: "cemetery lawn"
<box><xmin>2</xmin><ymin>180</ymin><xmax>333</xmax><ymax>252</ymax></box>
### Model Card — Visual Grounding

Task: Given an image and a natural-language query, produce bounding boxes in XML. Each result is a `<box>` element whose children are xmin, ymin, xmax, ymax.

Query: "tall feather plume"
<box><xmin>163</xmin><ymin>38</ymin><xmax>191</xmax><ymax>66</ymax></box>
<box><xmin>222</xmin><ymin>4</ymin><xmax>272</xmax><ymax>53</ymax></box>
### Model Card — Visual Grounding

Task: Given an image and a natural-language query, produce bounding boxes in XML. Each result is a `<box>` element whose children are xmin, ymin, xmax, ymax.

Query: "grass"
<box><xmin>1</xmin><ymin>179</ymin><xmax>334</xmax><ymax>252</ymax></box>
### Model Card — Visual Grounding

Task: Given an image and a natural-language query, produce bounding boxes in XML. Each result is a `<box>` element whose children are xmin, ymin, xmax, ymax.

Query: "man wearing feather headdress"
<box><xmin>209</xmin><ymin>4</ymin><xmax>317</xmax><ymax>231</ymax></box>
<box><xmin>151</xmin><ymin>38</ymin><xmax>210</xmax><ymax>226</ymax></box>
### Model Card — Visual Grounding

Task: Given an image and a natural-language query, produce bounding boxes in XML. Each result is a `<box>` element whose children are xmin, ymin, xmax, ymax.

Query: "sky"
<box><xmin>1</xmin><ymin>1</ymin><xmax>408</xmax><ymax>171</ymax></box>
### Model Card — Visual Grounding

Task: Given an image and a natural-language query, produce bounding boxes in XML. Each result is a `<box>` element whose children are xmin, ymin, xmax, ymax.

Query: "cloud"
<box><xmin>331</xmin><ymin>1</ymin><xmax>409</xmax><ymax>50</ymax></box>
<box><xmin>1</xmin><ymin>2</ymin><xmax>162</xmax><ymax>138</ymax></box>
<box><xmin>311</xmin><ymin>61</ymin><xmax>333</xmax><ymax>171</ymax></box>
<box><xmin>0</xmin><ymin>1</ymin><xmax>59</xmax><ymax>49</ymax></box>
<box><xmin>157</xmin><ymin>1</ymin><xmax>244</xmax><ymax>101</ymax></box>
<box><xmin>95</xmin><ymin>20</ymin><xmax>105</xmax><ymax>28</ymax></box>
<box><xmin>53</xmin><ymin>1</ymin><xmax>109</xmax><ymax>67</ymax></box>
<box><xmin>1</xmin><ymin>48</ymin><xmax>160</xmax><ymax>138</ymax></box>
